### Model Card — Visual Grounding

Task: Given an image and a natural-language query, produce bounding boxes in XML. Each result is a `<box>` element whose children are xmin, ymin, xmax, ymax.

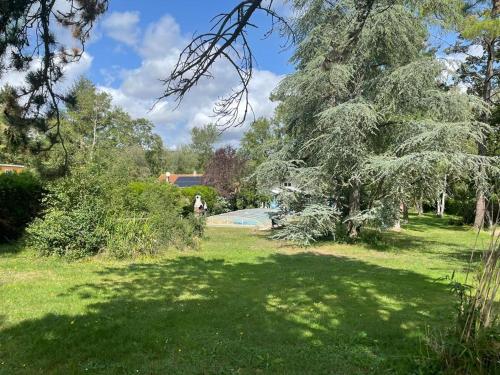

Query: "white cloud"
<box><xmin>99</xmin><ymin>14</ymin><xmax>282</xmax><ymax>147</ymax></box>
<box><xmin>139</xmin><ymin>15</ymin><xmax>184</xmax><ymax>59</ymax></box>
<box><xmin>0</xmin><ymin>51</ymin><xmax>93</xmax><ymax>94</ymax></box>
<box><xmin>102</xmin><ymin>11</ymin><xmax>141</xmax><ymax>47</ymax></box>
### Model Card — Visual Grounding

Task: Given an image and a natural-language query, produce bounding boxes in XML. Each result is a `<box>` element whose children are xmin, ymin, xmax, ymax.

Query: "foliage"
<box><xmin>190</xmin><ymin>123</ymin><xmax>219</xmax><ymax>171</ymax></box>
<box><xmin>444</xmin><ymin>0</ymin><xmax>500</xmax><ymax>228</ymax></box>
<box><xmin>271</xmin><ymin>204</ymin><xmax>340</xmax><ymax>246</ymax></box>
<box><xmin>27</xmin><ymin>160</ymin><xmax>204</xmax><ymax>259</ymax></box>
<box><xmin>0</xmin><ymin>171</ymin><xmax>43</xmax><ymax>242</ymax></box>
<box><xmin>27</xmin><ymin>169</ymin><xmax>107</xmax><ymax>258</ymax></box>
<box><xmin>255</xmin><ymin>1</ymin><xmax>492</xmax><ymax>243</ymax></box>
<box><xmin>0</xmin><ymin>0</ymin><xmax>108</xmax><ymax>167</ymax></box>
<box><xmin>179</xmin><ymin>185</ymin><xmax>218</xmax><ymax>215</ymax></box>
<box><xmin>233</xmin><ymin>184</ymin><xmax>271</xmax><ymax>210</ymax></box>
<box><xmin>164</xmin><ymin>145</ymin><xmax>198</xmax><ymax>174</ymax></box>
<box><xmin>239</xmin><ymin>118</ymin><xmax>280</xmax><ymax>169</ymax></box>
<box><xmin>447</xmin><ymin>182</ymin><xmax>477</xmax><ymax>224</ymax></box>
<box><xmin>203</xmin><ymin>145</ymin><xmax>246</xmax><ymax>198</ymax></box>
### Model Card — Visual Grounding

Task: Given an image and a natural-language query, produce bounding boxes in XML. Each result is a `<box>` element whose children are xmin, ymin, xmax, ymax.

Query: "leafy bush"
<box><xmin>105</xmin><ymin>182</ymin><xmax>204</xmax><ymax>258</ymax></box>
<box><xmin>27</xmin><ymin>200</ymin><xmax>107</xmax><ymax>258</ymax></box>
<box><xmin>447</xmin><ymin>197</ymin><xmax>476</xmax><ymax>224</ymax></box>
<box><xmin>446</xmin><ymin>182</ymin><xmax>476</xmax><ymax>224</ymax></box>
<box><xmin>0</xmin><ymin>171</ymin><xmax>43</xmax><ymax>242</ymax></box>
<box><xmin>233</xmin><ymin>185</ymin><xmax>271</xmax><ymax>210</ymax></box>
<box><xmin>27</xmin><ymin>169</ymin><xmax>107</xmax><ymax>258</ymax></box>
<box><xmin>27</xmin><ymin>168</ymin><xmax>205</xmax><ymax>259</ymax></box>
<box><xmin>103</xmin><ymin>216</ymin><xmax>157</xmax><ymax>258</ymax></box>
<box><xmin>122</xmin><ymin>181</ymin><xmax>185</xmax><ymax>214</ymax></box>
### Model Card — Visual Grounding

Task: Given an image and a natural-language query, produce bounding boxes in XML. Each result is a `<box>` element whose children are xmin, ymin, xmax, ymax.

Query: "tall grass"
<box><xmin>423</xmin><ymin>213</ymin><xmax>499</xmax><ymax>374</ymax></box>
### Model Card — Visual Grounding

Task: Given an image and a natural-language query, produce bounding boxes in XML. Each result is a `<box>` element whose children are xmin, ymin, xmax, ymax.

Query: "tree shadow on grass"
<box><xmin>0</xmin><ymin>254</ymin><xmax>454</xmax><ymax>374</ymax></box>
<box><xmin>0</xmin><ymin>240</ymin><xmax>25</xmax><ymax>255</ymax></box>
<box><xmin>402</xmin><ymin>214</ymin><xmax>469</xmax><ymax>233</ymax></box>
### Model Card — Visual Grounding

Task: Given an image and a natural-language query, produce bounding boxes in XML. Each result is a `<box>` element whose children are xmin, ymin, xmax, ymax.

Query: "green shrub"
<box><xmin>104</xmin><ymin>182</ymin><xmax>204</xmax><ymax>258</ymax></box>
<box><xmin>0</xmin><ymin>171</ymin><xmax>43</xmax><ymax>242</ymax></box>
<box><xmin>123</xmin><ymin>181</ymin><xmax>185</xmax><ymax>214</ymax></box>
<box><xmin>447</xmin><ymin>197</ymin><xmax>476</xmax><ymax>224</ymax></box>
<box><xmin>27</xmin><ymin>200</ymin><xmax>107</xmax><ymax>258</ymax></box>
<box><xmin>27</xmin><ymin>167</ymin><xmax>205</xmax><ymax>259</ymax></box>
<box><xmin>103</xmin><ymin>216</ymin><xmax>157</xmax><ymax>258</ymax></box>
<box><xmin>27</xmin><ymin>170</ymin><xmax>107</xmax><ymax>258</ymax></box>
<box><xmin>446</xmin><ymin>182</ymin><xmax>476</xmax><ymax>224</ymax></box>
<box><xmin>233</xmin><ymin>185</ymin><xmax>271</xmax><ymax>210</ymax></box>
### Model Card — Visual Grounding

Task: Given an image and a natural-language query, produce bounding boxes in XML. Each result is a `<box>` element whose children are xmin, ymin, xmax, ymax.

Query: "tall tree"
<box><xmin>447</xmin><ymin>0</ymin><xmax>500</xmax><ymax>229</ymax></box>
<box><xmin>256</xmin><ymin>1</ymin><xmax>488</xmax><ymax>242</ymax></box>
<box><xmin>203</xmin><ymin>146</ymin><xmax>246</xmax><ymax>198</ymax></box>
<box><xmin>0</xmin><ymin>0</ymin><xmax>108</xmax><ymax>169</ymax></box>
<box><xmin>239</xmin><ymin>117</ymin><xmax>280</xmax><ymax>169</ymax></box>
<box><xmin>65</xmin><ymin>78</ymin><xmax>112</xmax><ymax>159</ymax></box>
<box><xmin>164</xmin><ymin>146</ymin><xmax>198</xmax><ymax>174</ymax></box>
<box><xmin>190</xmin><ymin>123</ymin><xmax>219</xmax><ymax>171</ymax></box>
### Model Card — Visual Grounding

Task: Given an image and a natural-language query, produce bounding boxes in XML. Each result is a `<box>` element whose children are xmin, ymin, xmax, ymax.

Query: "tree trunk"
<box><xmin>473</xmin><ymin>4</ymin><xmax>496</xmax><ymax>228</ymax></box>
<box><xmin>416</xmin><ymin>197</ymin><xmax>423</xmax><ymax>215</ymax></box>
<box><xmin>440</xmin><ymin>189</ymin><xmax>446</xmax><ymax>218</ymax></box>
<box><xmin>348</xmin><ymin>180</ymin><xmax>361</xmax><ymax>238</ymax></box>
<box><xmin>437</xmin><ymin>175</ymin><xmax>447</xmax><ymax>218</ymax></box>
<box><xmin>402</xmin><ymin>202</ymin><xmax>409</xmax><ymax>222</ymax></box>
<box><xmin>474</xmin><ymin>191</ymin><xmax>486</xmax><ymax>230</ymax></box>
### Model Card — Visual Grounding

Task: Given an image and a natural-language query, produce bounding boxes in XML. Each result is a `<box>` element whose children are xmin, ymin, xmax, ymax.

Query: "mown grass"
<box><xmin>0</xmin><ymin>214</ymin><xmax>491</xmax><ymax>374</ymax></box>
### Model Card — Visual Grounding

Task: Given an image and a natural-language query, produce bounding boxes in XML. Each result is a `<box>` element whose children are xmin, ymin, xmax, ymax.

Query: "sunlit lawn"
<box><xmin>0</xmin><ymin>214</ymin><xmax>491</xmax><ymax>374</ymax></box>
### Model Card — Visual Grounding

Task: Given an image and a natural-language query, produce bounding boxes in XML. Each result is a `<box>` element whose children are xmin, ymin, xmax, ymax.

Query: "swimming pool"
<box><xmin>207</xmin><ymin>208</ymin><xmax>278</xmax><ymax>229</ymax></box>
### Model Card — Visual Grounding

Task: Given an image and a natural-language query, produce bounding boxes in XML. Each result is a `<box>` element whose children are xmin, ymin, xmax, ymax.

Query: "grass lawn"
<box><xmin>0</xmin><ymin>214</ymin><xmax>491</xmax><ymax>374</ymax></box>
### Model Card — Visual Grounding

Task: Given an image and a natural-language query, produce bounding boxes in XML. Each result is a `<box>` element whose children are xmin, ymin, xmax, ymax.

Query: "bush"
<box><xmin>104</xmin><ymin>182</ymin><xmax>205</xmax><ymax>258</ymax></box>
<box><xmin>447</xmin><ymin>197</ymin><xmax>476</xmax><ymax>224</ymax></box>
<box><xmin>0</xmin><ymin>172</ymin><xmax>43</xmax><ymax>242</ymax></box>
<box><xmin>27</xmin><ymin>166</ymin><xmax>206</xmax><ymax>259</ymax></box>
<box><xmin>27</xmin><ymin>200</ymin><xmax>107</xmax><ymax>258</ymax></box>
<box><xmin>446</xmin><ymin>182</ymin><xmax>476</xmax><ymax>224</ymax></box>
<box><xmin>27</xmin><ymin>170</ymin><xmax>107</xmax><ymax>258</ymax></box>
<box><xmin>122</xmin><ymin>181</ymin><xmax>185</xmax><ymax>214</ymax></box>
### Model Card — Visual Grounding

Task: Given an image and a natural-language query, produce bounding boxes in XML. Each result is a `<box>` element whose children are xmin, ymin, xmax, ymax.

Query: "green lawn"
<box><xmin>0</xmin><ymin>215</ymin><xmax>490</xmax><ymax>374</ymax></box>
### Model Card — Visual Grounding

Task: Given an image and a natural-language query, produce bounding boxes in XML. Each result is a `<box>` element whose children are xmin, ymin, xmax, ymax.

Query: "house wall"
<box><xmin>0</xmin><ymin>164</ymin><xmax>25</xmax><ymax>174</ymax></box>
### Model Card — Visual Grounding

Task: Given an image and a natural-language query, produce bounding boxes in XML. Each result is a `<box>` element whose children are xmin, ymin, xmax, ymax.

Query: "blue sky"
<box><xmin>88</xmin><ymin>1</ymin><xmax>293</xmax><ymax>84</ymax></box>
<box><xmin>71</xmin><ymin>1</ymin><xmax>294</xmax><ymax>147</ymax></box>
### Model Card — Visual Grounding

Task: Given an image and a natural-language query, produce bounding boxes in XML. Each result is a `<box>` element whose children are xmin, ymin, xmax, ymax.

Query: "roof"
<box><xmin>174</xmin><ymin>176</ymin><xmax>204</xmax><ymax>187</ymax></box>
<box><xmin>158</xmin><ymin>173</ymin><xmax>206</xmax><ymax>187</ymax></box>
<box><xmin>0</xmin><ymin>164</ymin><xmax>25</xmax><ymax>168</ymax></box>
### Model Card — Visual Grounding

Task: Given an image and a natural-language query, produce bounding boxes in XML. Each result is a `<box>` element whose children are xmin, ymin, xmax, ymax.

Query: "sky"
<box><xmin>72</xmin><ymin>1</ymin><xmax>294</xmax><ymax>147</ymax></box>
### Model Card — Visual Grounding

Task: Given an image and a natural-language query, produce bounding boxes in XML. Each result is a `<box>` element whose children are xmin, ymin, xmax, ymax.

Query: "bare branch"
<box><xmin>159</xmin><ymin>0</ymin><xmax>293</xmax><ymax>129</ymax></box>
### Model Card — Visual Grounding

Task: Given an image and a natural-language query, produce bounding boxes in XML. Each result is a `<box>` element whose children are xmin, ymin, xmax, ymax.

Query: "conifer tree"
<box><xmin>256</xmin><ymin>0</ymin><xmax>490</xmax><ymax>243</ymax></box>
